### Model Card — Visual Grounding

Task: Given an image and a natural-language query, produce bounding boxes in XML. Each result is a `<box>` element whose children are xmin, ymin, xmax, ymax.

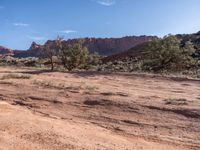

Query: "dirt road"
<box><xmin>0</xmin><ymin>67</ymin><xmax>199</xmax><ymax>150</ymax></box>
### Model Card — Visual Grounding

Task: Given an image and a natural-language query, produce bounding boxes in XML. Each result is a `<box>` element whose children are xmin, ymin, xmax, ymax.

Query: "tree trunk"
<box><xmin>50</xmin><ymin>57</ymin><xmax>54</xmax><ymax>71</ymax></box>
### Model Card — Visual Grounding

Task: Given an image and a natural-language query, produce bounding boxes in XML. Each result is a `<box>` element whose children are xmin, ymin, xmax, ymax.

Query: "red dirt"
<box><xmin>0</xmin><ymin>67</ymin><xmax>199</xmax><ymax>150</ymax></box>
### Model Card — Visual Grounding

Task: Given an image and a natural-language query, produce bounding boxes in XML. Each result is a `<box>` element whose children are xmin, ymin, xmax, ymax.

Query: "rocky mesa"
<box><xmin>0</xmin><ymin>46</ymin><xmax>13</xmax><ymax>57</ymax></box>
<box><xmin>13</xmin><ymin>35</ymin><xmax>155</xmax><ymax>58</ymax></box>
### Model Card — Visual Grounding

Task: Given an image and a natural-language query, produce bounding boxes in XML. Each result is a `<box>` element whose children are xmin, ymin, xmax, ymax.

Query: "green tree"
<box><xmin>88</xmin><ymin>52</ymin><xmax>101</xmax><ymax>65</ymax></box>
<box><xmin>59</xmin><ymin>42</ymin><xmax>89</xmax><ymax>71</ymax></box>
<box><xmin>142</xmin><ymin>35</ymin><xmax>196</xmax><ymax>72</ymax></box>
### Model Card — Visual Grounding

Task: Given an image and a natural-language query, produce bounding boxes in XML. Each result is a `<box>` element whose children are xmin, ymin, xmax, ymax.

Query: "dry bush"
<box><xmin>1</xmin><ymin>73</ymin><xmax>31</xmax><ymax>80</ymax></box>
<box><xmin>164</xmin><ymin>98</ymin><xmax>188</xmax><ymax>105</ymax></box>
<box><xmin>32</xmin><ymin>80</ymin><xmax>54</xmax><ymax>88</ymax></box>
<box><xmin>100</xmin><ymin>92</ymin><xmax>115</xmax><ymax>96</ymax></box>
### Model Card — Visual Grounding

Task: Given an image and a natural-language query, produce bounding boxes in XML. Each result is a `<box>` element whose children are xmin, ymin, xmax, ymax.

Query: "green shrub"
<box><xmin>141</xmin><ymin>35</ymin><xmax>197</xmax><ymax>72</ymax></box>
<box><xmin>59</xmin><ymin>42</ymin><xmax>89</xmax><ymax>71</ymax></box>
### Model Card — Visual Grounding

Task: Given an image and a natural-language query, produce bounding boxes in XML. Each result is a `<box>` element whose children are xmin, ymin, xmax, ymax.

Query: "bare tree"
<box><xmin>42</xmin><ymin>36</ymin><xmax>63</xmax><ymax>71</ymax></box>
<box><xmin>43</xmin><ymin>45</ymin><xmax>56</xmax><ymax>71</ymax></box>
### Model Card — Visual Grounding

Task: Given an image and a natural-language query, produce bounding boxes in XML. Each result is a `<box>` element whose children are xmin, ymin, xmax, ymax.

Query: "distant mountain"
<box><xmin>0</xmin><ymin>46</ymin><xmax>13</xmax><ymax>56</ymax></box>
<box><xmin>13</xmin><ymin>36</ymin><xmax>156</xmax><ymax>58</ymax></box>
<box><xmin>2</xmin><ymin>32</ymin><xmax>200</xmax><ymax>59</ymax></box>
<box><xmin>103</xmin><ymin>31</ymin><xmax>200</xmax><ymax>62</ymax></box>
<box><xmin>13</xmin><ymin>42</ymin><xmax>43</xmax><ymax>58</ymax></box>
<box><xmin>102</xmin><ymin>42</ymin><xmax>149</xmax><ymax>62</ymax></box>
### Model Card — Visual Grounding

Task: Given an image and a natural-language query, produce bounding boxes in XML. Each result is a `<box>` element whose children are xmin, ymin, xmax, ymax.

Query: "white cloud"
<box><xmin>59</xmin><ymin>30</ymin><xmax>77</xmax><ymax>34</ymax></box>
<box><xmin>27</xmin><ymin>35</ymin><xmax>46</xmax><ymax>41</ymax></box>
<box><xmin>13</xmin><ymin>23</ymin><xmax>29</xmax><ymax>27</ymax></box>
<box><xmin>97</xmin><ymin>0</ymin><xmax>116</xmax><ymax>6</ymax></box>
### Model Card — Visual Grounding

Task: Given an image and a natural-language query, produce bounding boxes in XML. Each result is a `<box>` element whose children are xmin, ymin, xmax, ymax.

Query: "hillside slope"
<box><xmin>103</xmin><ymin>31</ymin><xmax>200</xmax><ymax>62</ymax></box>
<box><xmin>0</xmin><ymin>46</ymin><xmax>13</xmax><ymax>56</ymax></box>
<box><xmin>2</xmin><ymin>31</ymin><xmax>200</xmax><ymax>59</ymax></box>
<box><xmin>13</xmin><ymin>36</ymin><xmax>155</xmax><ymax>58</ymax></box>
<box><xmin>102</xmin><ymin>42</ymin><xmax>148</xmax><ymax>62</ymax></box>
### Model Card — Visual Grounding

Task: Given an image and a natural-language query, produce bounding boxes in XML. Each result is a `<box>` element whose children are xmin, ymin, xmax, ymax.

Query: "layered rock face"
<box><xmin>13</xmin><ymin>36</ymin><xmax>156</xmax><ymax>58</ymax></box>
<box><xmin>102</xmin><ymin>42</ymin><xmax>149</xmax><ymax>62</ymax></box>
<box><xmin>13</xmin><ymin>42</ymin><xmax>43</xmax><ymax>58</ymax></box>
<box><xmin>3</xmin><ymin>31</ymin><xmax>200</xmax><ymax>59</ymax></box>
<box><xmin>67</xmin><ymin>36</ymin><xmax>156</xmax><ymax>56</ymax></box>
<box><xmin>0</xmin><ymin>46</ymin><xmax>13</xmax><ymax>56</ymax></box>
<box><xmin>104</xmin><ymin>31</ymin><xmax>200</xmax><ymax>62</ymax></box>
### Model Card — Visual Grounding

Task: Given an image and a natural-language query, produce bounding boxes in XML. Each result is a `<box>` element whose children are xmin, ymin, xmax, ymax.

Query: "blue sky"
<box><xmin>0</xmin><ymin>0</ymin><xmax>200</xmax><ymax>50</ymax></box>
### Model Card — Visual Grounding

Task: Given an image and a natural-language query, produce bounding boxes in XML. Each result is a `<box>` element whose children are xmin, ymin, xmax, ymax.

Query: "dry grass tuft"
<box><xmin>164</xmin><ymin>98</ymin><xmax>188</xmax><ymax>105</ymax></box>
<box><xmin>1</xmin><ymin>73</ymin><xmax>31</xmax><ymax>80</ymax></box>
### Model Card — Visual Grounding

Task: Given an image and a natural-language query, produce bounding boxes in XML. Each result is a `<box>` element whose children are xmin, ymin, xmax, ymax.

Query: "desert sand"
<box><xmin>0</xmin><ymin>66</ymin><xmax>199</xmax><ymax>150</ymax></box>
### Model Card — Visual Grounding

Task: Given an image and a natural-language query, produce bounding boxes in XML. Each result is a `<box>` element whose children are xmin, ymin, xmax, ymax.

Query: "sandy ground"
<box><xmin>0</xmin><ymin>66</ymin><xmax>199</xmax><ymax>150</ymax></box>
